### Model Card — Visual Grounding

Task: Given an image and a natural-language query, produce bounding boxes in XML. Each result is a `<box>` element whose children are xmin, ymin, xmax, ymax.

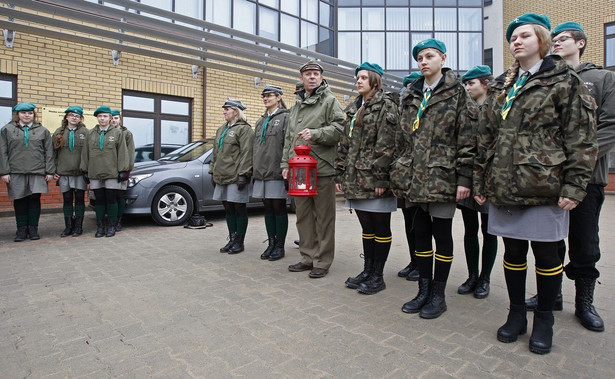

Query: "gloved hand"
<box><xmin>117</xmin><ymin>171</ymin><xmax>129</xmax><ymax>182</ymax></box>
<box><xmin>237</xmin><ymin>175</ymin><xmax>248</xmax><ymax>191</ymax></box>
<box><xmin>83</xmin><ymin>172</ymin><xmax>90</xmax><ymax>184</ymax></box>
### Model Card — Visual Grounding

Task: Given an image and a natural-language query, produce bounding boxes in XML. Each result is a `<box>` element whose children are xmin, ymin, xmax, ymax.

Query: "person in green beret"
<box><xmin>522</xmin><ymin>21</ymin><xmax>614</xmax><ymax>333</ymax></box>
<box><xmin>0</xmin><ymin>102</ymin><xmax>55</xmax><ymax>242</ymax></box>
<box><xmin>110</xmin><ymin>109</ymin><xmax>135</xmax><ymax>232</ymax></box>
<box><xmin>210</xmin><ymin>99</ymin><xmax>254</xmax><ymax>254</ymax></box>
<box><xmin>390</xmin><ymin>38</ymin><xmax>477</xmax><ymax>319</ymax></box>
<box><xmin>455</xmin><ymin>65</ymin><xmax>498</xmax><ymax>300</ymax></box>
<box><xmin>335</xmin><ymin>62</ymin><xmax>398</xmax><ymax>294</ymax></box>
<box><xmin>473</xmin><ymin>14</ymin><xmax>597</xmax><ymax>354</ymax></box>
<box><xmin>80</xmin><ymin>106</ymin><xmax>130</xmax><ymax>238</ymax></box>
<box><xmin>253</xmin><ymin>85</ymin><xmax>289</xmax><ymax>261</ymax></box>
<box><xmin>52</xmin><ymin>105</ymin><xmax>89</xmax><ymax>237</ymax></box>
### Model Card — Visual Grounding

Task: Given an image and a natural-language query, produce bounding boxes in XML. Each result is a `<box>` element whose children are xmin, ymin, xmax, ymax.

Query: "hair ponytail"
<box><xmin>497</xmin><ymin>60</ymin><xmax>520</xmax><ymax>101</ymax></box>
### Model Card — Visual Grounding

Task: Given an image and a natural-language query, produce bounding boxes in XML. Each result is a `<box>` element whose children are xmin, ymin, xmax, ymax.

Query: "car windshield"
<box><xmin>158</xmin><ymin>140</ymin><xmax>214</xmax><ymax>162</ymax></box>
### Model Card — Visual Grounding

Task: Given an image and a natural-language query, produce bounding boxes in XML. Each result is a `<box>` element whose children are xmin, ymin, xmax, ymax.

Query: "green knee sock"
<box><xmin>63</xmin><ymin>205</ymin><xmax>74</xmax><ymax>218</ymax></box>
<box><xmin>27</xmin><ymin>207</ymin><xmax>41</xmax><ymax>227</ymax></box>
<box><xmin>15</xmin><ymin>214</ymin><xmax>28</xmax><ymax>228</ymax></box>
<box><xmin>106</xmin><ymin>203</ymin><xmax>118</xmax><ymax>223</ymax></box>
<box><xmin>264</xmin><ymin>213</ymin><xmax>275</xmax><ymax>238</ymax></box>
<box><xmin>95</xmin><ymin>203</ymin><xmax>106</xmax><ymax>222</ymax></box>
<box><xmin>117</xmin><ymin>198</ymin><xmax>126</xmax><ymax>218</ymax></box>
<box><xmin>236</xmin><ymin>216</ymin><xmax>248</xmax><ymax>235</ymax></box>
<box><xmin>75</xmin><ymin>204</ymin><xmax>86</xmax><ymax>218</ymax></box>
<box><xmin>226</xmin><ymin>214</ymin><xmax>237</xmax><ymax>235</ymax></box>
<box><xmin>275</xmin><ymin>214</ymin><xmax>288</xmax><ymax>240</ymax></box>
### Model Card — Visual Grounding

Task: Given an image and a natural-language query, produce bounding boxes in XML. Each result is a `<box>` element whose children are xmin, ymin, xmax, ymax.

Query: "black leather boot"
<box><xmin>105</xmin><ymin>221</ymin><xmax>116</xmax><ymax>237</ymax></box>
<box><xmin>115</xmin><ymin>217</ymin><xmax>123</xmax><ymax>232</ymax></box>
<box><xmin>72</xmin><ymin>216</ymin><xmax>83</xmax><ymax>236</ymax></box>
<box><xmin>61</xmin><ymin>216</ymin><xmax>73</xmax><ymax>237</ymax></box>
<box><xmin>228</xmin><ymin>234</ymin><xmax>245</xmax><ymax>254</ymax></box>
<box><xmin>406</xmin><ymin>262</ymin><xmax>420</xmax><ymax>281</ymax></box>
<box><xmin>458</xmin><ymin>272</ymin><xmax>479</xmax><ymax>294</ymax></box>
<box><xmin>346</xmin><ymin>254</ymin><xmax>374</xmax><ymax>289</ymax></box>
<box><xmin>260</xmin><ymin>237</ymin><xmax>275</xmax><ymax>260</ymax></box>
<box><xmin>529</xmin><ymin>310</ymin><xmax>554</xmax><ymax>354</ymax></box>
<box><xmin>497</xmin><ymin>304</ymin><xmax>527</xmax><ymax>343</ymax></box>
<box><xmin>525</xmin><ymin>293</ymin><xmax>563</xmax><ymax>311</ymax></box>
<box><xmin>575</xmin><ymin>278</ymin><xmax>604</xmax><ymax>332</ymax></box>
<box><xmin>398</xmin><ymin>263</ymin><xmax>413</xmax><ymax>277</ymax></box>
<box><xmin>357</xmin><ymin>257</ymin><xmax>386</xmax><ymax>295</ymax></box>
<box><xmin>473</xmin><ymin>273</ymin><xmax>490</xmax><ymax>299</ymax></box>
<box><xmin>28</xmin><ymin>225</ymin><xmax>40</xmax><ymax>240</ymax></box>
<box><xmin>95</xmin><ymin>220</ymin><xmax>106</xmax><ymax>238</ymax></box>
<box><xmin>402</xmin><ymin>278</ymin><xmax>431</xmax><ymax>313</ymax></box>
<box><xmin>14</xmin><ymin>226</ymin><xmax>28</xmax><ymax>242</ymax></box>
<box><xmin>420</xmin><ymin>280</ymin><xmax>447</xmax><ymax>319</ymax></box>
<box><xmin>220</xmin><ymin>233</ymin><xmax>236</xmax><ymax>253</ymax></box>
<box><xmin>268</xmin><ymin>238</ymin><xmax>285</xmax><ymax>261</ymax></box>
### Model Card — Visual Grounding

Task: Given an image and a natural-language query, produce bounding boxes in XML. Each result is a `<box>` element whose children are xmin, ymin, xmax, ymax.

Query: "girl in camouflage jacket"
<box><xmin>335</xmin><ymin>62</ymin><xmax>398</xmax><ymax>295</ymax></box>
<box><xmin>473</xmin><ymin>14</ymin><xmax>597</xmax><ymax>355</ymax></box>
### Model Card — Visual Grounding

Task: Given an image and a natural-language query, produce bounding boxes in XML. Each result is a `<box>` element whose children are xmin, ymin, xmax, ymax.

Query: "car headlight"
<box><xmin>127</xmin><ymin>173</ymin><xmax>153</xmax><ymax>188</ymax></box>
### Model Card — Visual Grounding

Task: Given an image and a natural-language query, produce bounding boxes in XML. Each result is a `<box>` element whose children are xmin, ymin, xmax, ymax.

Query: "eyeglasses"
<box><xmin>552</xmin><ymin>35</ymin><xmax>574</xmax><ymax>45</ymax></box>
<box><xmin>67</xmin><ymin>113</ymin><xmax>81</xmax><ymax>118</ymax></box>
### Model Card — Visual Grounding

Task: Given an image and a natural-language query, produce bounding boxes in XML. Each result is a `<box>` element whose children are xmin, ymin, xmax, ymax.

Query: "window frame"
<box><xmin>605</xmin><ymin>22</ymin><xmax>615</xmax><ymax>70</ymax></box>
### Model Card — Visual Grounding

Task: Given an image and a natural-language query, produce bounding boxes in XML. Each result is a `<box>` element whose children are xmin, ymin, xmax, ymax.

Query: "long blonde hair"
<box><xmin>498</xmin><ymin>25</ymin><xmax>552</xmax><ymax>100</ymax></box>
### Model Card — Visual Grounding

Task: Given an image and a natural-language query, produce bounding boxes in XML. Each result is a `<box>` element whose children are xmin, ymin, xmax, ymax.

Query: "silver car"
<box><xmin>124</xmin><ymin>139</ymin><xmax>293</xmax><ymax>226</ymax></box>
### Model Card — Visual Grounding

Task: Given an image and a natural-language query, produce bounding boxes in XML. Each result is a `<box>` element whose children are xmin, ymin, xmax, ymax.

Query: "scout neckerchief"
<box><xmin>349</xmin><ymin>99</ymin><xmax>365</xmax><ymax>138</ymax></box>
<box><xmin>21</xmin><ymin>123</ymin><xmax>31</xmax><ymax>147</ymax></box>
<box><xmin>68</xmin><ymin>128</ymin><xmax>75</xmax><ymax>152</ymax></box>
<box><xmin>412</xmin><ymin>76</ymin><xmax>440</xmax><ymax>132</ymax></box>
<box><xmin>259</xmin><ymin>108</ymin><xmax>278</xmax><ymax>144</ymax></box>
<box><xmin>99</xmin><ymin>126</ymin><xmax>108</xmax><ymax>151</ymax></box>
<box><xmin>500</xmin><ymin>72</ymin><xmax>529</xmax><ymax>120</ymax></box>
<box><xmin>218</xmin><ymin>122</ymin><xmax>234</xmax><ymax>150</ymax></box>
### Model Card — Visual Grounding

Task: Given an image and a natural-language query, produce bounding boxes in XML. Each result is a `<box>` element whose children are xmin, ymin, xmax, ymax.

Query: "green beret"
<box><xmin>93</xmin><ymin>105</ymin><xmax>112</xmax><ymax>116</ymax></box>
<box><xmin>111</xmin><ymin>109</ymin><xmax>121</xmax><ymax>116</ymax></box>
<box><xmin>403</xmin><ymin>72</ymin><xmax>423</xmax><ymax>87</ymax></box>
<box><xmin>355</xmin><ymin>62</ymin><xmax>384</xmax><ymax>77</ymax></box>
<box><xmin>551</xmin><ymin>21</ymin><xmax>584</xmax><ymax>37</ymax></box>
<box><xmin>506</xmin><ymin>13</ymin><xmax>551</xmax><ymax>42</ymax></box>
<box><xmin>462</xmin><ymin>65</ymin><xmax>492</xmax><ymax>83</ymax></box>
<box><xmin>64</xmin><ymin>106</ymin><xmax>83</xmax><ymax>115</ymax></box>
<box><xmin>222</xmin><ymin>98</ymin><xmax>247</xmax><ymax>110</ymax></box>
<box><xmin>412</xmin><ymin>39</ymin><xmax>446</xmax><ymax>61</ymax></box>
<box><xmin>262</xmin><ymin>84</ymin><xmax>283</xmax><ymax>96</ymax></box>
<box><xmin>299</xmin><ymin>59</ymin><xmax>324</xmax><ymax>73</ymax></box>
<box><xmin>12</xmin><ymin>102</ymin><xmax>36</xmax><ymax>112</ymax></box>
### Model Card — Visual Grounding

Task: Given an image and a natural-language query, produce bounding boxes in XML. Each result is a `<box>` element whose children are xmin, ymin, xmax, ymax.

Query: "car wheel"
<box><xmin>151</xmin><ymin>185</ymin><xmax>194</xmax><ymax>226</ymax></box>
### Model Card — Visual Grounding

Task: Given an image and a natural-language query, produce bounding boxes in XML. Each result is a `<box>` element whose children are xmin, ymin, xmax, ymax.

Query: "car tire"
<box><xmin>151</xmin><ymin>185</ymin><xmax>194</xmax><ymax>226</ymax></box>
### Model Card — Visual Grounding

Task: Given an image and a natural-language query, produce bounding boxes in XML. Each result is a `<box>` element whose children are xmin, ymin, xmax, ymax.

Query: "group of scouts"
<box><xmin>0</xmin><ymin>105</ymin><xmax>135</xmax><ymax>241</ymax></box>
<box><xmin>210</xmin><ymin>13</ymin><xmax>612</xmax><ymax>356</ymax></box>
<box><xmin>1</xmin><ymin>11</ymin><xmax>611</xmax><ymax>356</ymax></box>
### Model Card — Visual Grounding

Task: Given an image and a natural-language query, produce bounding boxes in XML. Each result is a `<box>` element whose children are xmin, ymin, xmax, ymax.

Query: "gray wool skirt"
<box><xmin>487</xmin><ymin>202</ymin><xmax>569</xmax><ymax>242</ymax></box>
<box><xmin>7</xmin><ymin>174</ymin><xmax>48</xmax><ymax>200</ymax></box>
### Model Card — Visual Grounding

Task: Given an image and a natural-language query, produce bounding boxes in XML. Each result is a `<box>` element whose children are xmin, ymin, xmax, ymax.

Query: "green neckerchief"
<box><xmin>23</xmin><ymin>125</ymin><xmax>29</xmax><ymax>147</ymax></box>
<box><xmin>68</xmin><ymin>128</ymin><xmax>75</xmax><ymax>152</ymax></box>
<box><xmin>412</xmin><ymin>88</ymin><xmax>432</xmax><ymax>131</ymax></box>
<box><xmin>99</xmin><ymin>127</ymin><xmax>107</xmax><ymax>151</ymax></box>
<box><xmin>218</xmin><ymin>123</ymin><xmax>232</xmax><ymax>150</ymax></box>
<box><xmin>259</xmin><ymin>116</ymin><xmax>271</xmax><ymax>144</ymax></box>
<box><xmin>501</xmin><ymin>72</ymin><xmax>530</xmax><ymax>120</ymax></box>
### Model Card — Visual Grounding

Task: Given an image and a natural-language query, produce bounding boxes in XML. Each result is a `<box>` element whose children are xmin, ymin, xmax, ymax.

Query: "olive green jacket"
<box><xmin>474</xmin><ymin>55</ymin><xmax>598</xmax><ymax>206</ymax></box>
<box><xmin>335</xmin><ymin>89</ymin><xmax>398</xmax><ymax>199</ymax></box>
<box><xmin>210</xmin><ymin>120</ymin><xmax>254</xmax><ymax>185</ymax></box>
<box><xmin>281</xmin><ymin>79</ymin><xmax>345</xmax><ymax>177</ymax></box>
<box><xmin>253</xmin><ymin>108</ymin><xmax>288</xmax><ymax>181</ymax></box>
<box><xmin>0</xmin><ymin>121</ymin><xmax>55</xmax><ymax>176</ymax></box>
<box><xmin>80</xmin><ymin>125</ymin><xmax>130</xmax><ymax>180</ymax></box>
<box><xmin>53</xmin><ymin>122</ymin><xmax>88</xmax><ymax>176</ymax></box>
<box><xmin>391</xmin><ymin>68</ymin><xmax>478</xmax><ymax>203</ymax></box>
<box><xmin>119</xmin><ymin>126</ymin><xmax>136</xmax><ymax>171</ymax></box>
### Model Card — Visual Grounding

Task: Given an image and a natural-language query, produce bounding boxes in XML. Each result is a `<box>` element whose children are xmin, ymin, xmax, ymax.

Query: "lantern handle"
<box><xmin>293</xmin><ymin>135</ymin><xmax>311</xmax><ymax>148</ymax></box>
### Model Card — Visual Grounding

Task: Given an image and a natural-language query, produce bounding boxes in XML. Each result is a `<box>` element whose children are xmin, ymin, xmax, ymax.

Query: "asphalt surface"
<box><xmin>1</xmin><ymin>196</ymin><xmax>613</xmax><ymax>377</ymax></box>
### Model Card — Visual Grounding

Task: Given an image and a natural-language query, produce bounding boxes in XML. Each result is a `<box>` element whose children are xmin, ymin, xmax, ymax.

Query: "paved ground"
<box><xmin>1</xmin><ymin>195</ymin><xmax>614</xmax><ymax>378</ymax></box>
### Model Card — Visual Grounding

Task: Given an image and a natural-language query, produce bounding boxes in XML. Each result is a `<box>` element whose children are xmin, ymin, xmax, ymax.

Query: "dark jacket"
<box><xmin>253</xmin><ymin>108</ymin><xmax>289</xmax><ymax>181</ymax></box>
<box><xmin>0</xmin><ymin>121</ymin><xmax>55</xmax><ymax>176</ymax></box>
<box><xmin>281</xmin><ymin>79</ymin><xmax>345</xmax><ymax>177</ymax></box>
<box><xmin>391</xmin><ymin>68</ymin><xmax>478</xmax><ymax>203</ymax></box>
<box><xmin>53</xmin><ymin>122</ymin><xmax>88</xmax><ymax>176</ymax></box>
<box><xmin>474</xmin><ymin>55</ymin><xmax>598</xmax><ymax>206</ymax></box>
<box><xmin>210</xmin><ymin>120</ymin><xmax>254</xmax><ymax>185</ymax></box>
<box><xmin>576</xmin><ymin>62</ymin><xmax>615</xmax><ymax>186</ymax></box>
<box><xmin>119</xmin><ymin>126</ymin><xmax>136</xmax><ymax>171</ymax></box>
<box><xmin>335</xmin><ymin>89</ymin><xmax>398</xmax><ymax>200</ymax></box>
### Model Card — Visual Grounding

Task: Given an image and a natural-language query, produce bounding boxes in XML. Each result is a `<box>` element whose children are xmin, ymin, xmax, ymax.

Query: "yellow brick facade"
<box><xmin>503</xmin><ymin>1</ymin><xmax>614</xmax><ymax>70</ymax></box>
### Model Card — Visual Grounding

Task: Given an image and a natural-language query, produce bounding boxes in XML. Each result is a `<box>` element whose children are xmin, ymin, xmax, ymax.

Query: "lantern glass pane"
<box><xmin>309</xmin><ymin>170</ymin><xmax>316</xmax><ymax>190</ymax></box>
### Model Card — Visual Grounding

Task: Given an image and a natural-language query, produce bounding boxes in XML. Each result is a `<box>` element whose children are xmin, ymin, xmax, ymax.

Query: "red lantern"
<box><xmin>287</xmin><ymin>137</ymin><xmax>318</xmax><ymax>197</ymax></box>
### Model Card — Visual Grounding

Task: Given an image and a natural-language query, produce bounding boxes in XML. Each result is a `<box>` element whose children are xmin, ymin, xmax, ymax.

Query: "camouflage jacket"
<box><xmin>281</xmin><ymin>80</ymin><xmax>344</xmax><ymax>177</ymax></box>
<box><xmin>335</xmin><ymin>89</ymin><xmax>398</xmax><ymax>200</ymax></box>
<box><xmin>473</xmin><ymin>55</ymin><xmax>598</xmax><ymax>206</ymax></box>
<box><xmin>210</xmin><ymin>120</ymin><xmax>254</xmax><ymax>185</ymax></box>
<box><xmin>391</xmin><ymin>68</ymin><xmax>478</xmax><ymax>203</ymax></box>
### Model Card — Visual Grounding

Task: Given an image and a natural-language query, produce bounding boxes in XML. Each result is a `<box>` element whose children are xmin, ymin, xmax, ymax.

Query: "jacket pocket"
<box><xmin>511</xmin><ymin>149</ymin><xmax>566</xmax><ymax>198</ymax></box>
<box><xmin>427</xmin><ymin>145</ymin><xmax>456</xmax><ymax>195</ymax></box>
<box><xmin>390</xmin><ymin>156</ymin><xmax>413</xmax><ymax>191</ymax></box>
<box><xmin>354</xmin><ymin>157</ymin><xmax>374</xmax><ymax>191</ymax></box>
